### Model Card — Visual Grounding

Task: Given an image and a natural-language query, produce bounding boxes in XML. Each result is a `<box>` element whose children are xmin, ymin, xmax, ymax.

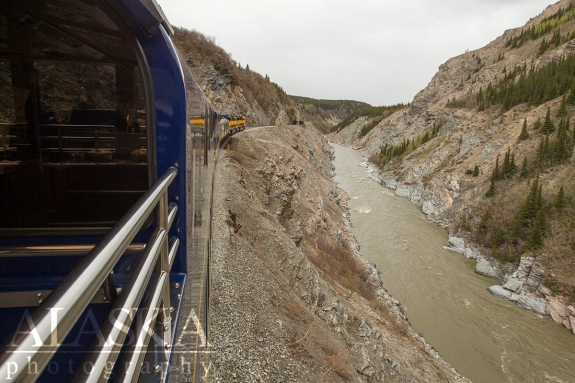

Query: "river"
<box><xmin>331</xmin><ymin>143</ymin><xmax>575</xmax><ymax>383</ymax></box>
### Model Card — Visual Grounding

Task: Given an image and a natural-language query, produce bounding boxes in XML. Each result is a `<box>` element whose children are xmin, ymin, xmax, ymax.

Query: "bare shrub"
<box><xmin>226</xmin><ymin>150</ymin><xmax>246</xmax><ymax>165</ymax></box>
<box><xmin>309</xmin><ymin>237</ymin><xmax>375</xmax><ymax>301</ymax></box>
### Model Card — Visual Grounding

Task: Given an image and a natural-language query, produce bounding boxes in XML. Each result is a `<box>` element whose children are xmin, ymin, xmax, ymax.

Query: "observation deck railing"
<box><xmin>0</xmin><ymin>167</ymin><xmax>179</xmax><ymax>383</ymax></box>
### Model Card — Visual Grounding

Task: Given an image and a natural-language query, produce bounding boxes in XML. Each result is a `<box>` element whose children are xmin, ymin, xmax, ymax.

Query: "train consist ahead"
<box><xmin>0</xmin><ymin>0</ymin><xmax>230</xmax><ymax>381</ymax></box>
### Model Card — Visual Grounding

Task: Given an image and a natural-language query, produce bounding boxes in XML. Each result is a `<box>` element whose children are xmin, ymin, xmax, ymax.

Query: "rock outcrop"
<box><xmin>209</xmin><ymin>124</ymin><xmax>468</xmax><ymax>382</ymax></box>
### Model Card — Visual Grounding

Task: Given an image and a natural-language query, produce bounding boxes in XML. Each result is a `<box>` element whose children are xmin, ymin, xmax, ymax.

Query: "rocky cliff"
<box><xmin>172</xmin><ymin>28</ymin><xmax>293</xmax><ymax>127</ymax></box>
<box><xmin>209</xmin><ymin>124</ymin><xmax>468</xmax><ymax>382</ymax></box>
<box><xmin>330</xmin><ymin>0</ymin><xmax>575</xmax><ymax>334</ymax></box>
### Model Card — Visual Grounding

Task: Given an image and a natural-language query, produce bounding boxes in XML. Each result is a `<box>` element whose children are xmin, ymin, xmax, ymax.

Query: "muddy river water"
<box><xmin>331</xmin><ymin>143</ymin><xmax>575</xmax><ymax>383</ymax></box>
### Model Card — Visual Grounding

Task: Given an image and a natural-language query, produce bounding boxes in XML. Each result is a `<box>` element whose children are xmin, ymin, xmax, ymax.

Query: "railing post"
<box><xmin>154</xmin><ymin>192</ymin><xmax>172</xmax><ymax>379</ymax></box>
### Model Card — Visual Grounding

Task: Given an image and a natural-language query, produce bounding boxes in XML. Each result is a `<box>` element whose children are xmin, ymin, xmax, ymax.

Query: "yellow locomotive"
<box><xmin>218</xmin><ymin>115</ymin><xmax>246</xmax><ymax>141</ymax></box>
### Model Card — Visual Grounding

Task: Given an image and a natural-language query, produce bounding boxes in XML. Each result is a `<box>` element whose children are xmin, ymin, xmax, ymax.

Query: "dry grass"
<box><xmin>172</xmin><ymin>27</ymin><xmax>291</xmax><ymax>113</ymax></box>
<box><xmin>288</xmin><ymin>320</ymin><xmax>355</xmax><ymax>381</ymax></box>
<box><xmin>307</xmin><ymin>237</ymin><xmax>375</xmax><ymax>301</ymax></box>
<box><xmin>226</xmin><ymin>149</ymin><xmax>249</xmax><ymax>166</ymax></box>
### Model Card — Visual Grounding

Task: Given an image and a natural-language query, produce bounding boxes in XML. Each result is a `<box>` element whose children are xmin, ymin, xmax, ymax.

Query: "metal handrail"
<box><xmin>73</xmin><ymin>228</ymin><xmax>168</xmax><ymax>383</ymax></box>
<box><xmin>0</xmin><ymin>167</ymin><xmax>178</xmax><ymax>383</ymax></box>
<box><xmin>0</xmin><ymin>244</ymin><xmax>146</xmax><ymax>258</ymax></box>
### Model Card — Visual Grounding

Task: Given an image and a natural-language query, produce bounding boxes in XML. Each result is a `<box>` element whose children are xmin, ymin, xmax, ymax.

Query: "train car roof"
<box><xmin>117</xmin><ymin>0</ymin><xmax>174</xmax><ymax>36</ymax></box>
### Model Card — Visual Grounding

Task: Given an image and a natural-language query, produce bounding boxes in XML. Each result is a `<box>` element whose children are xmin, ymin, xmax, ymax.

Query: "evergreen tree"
<box><xmin>542</xmin><ymin>107</ymin><xmax>556</xmax><ymax>135</ymax></box>
<box><xmin>507</xmin><ymin>215</ymin><xmax>523</xmax><ymax>244</ymax></box>
<box><xmin>538</xmin><ymin>37</ymin><xmax>549</xmax><ymax>55</ymax></box>
<box><xmin>567</xmin><ymin>81</ymin><xmax>575</xmax><ymax>105</ymax></box>
<box><xmin>492</xmin><ymin>224</ymin><xmax>504</xmax><ymax>250</ymax></box>
<box><xmin>537</xmin><ymin>184</ymin><xmax>544</xmax><ymax>211</ymax></box>
<box><xmin>494</xmin><ymin>154</ymin><xmax>503</xmax><ymax>181</ymax></box>
<box><xmin>543</xmin><ymin>135</ymin><xmax>550</xmax><ymax>165</ymax></box>
<box><xmin>522</xmin><ymin>174</ymin><xmax>540</xmax><ymax>224</ymax></box>
<box><xmin>520</xmin><ymin>156</ymin><xmax>529</xmax><ymax>178</ymax></box>
<box><xmin>525</xmin><ymin>210</ymin><xmax>544</xmax><ymax>251</ymax></box>
<box><xmin>557</xmin><ymin>94</ymin><xmax>568</xmax><ymax>117</ymax></box>
<box><xmin>555</xmin><ymin>186</ymin><xmax>566</xmax><ymax>211</ymax></box>
<box><xmin>472</xmin><ymin>165</ymin><xmax>479</xmax><ymax>177</ymax></box>
<box><xmin>519</xmin><ymin>118</ymin><xmax>530</xmax><ymax>140</ymax></box>
<box><xmin>553</xmin><ymin>119</ymin><xmax>571</xmax><ymax>164</ymax></box>
<box><xmin>535</xmin><ymin>138</ymin><xmax>544</xmax><ymax>168</ymax></box>
<box><xmin>534</xmin><ymin>116</ymin><xmax>542</xmax><ymax>130</ymax></box>
<box><xmin>486</xmin><ymin>174</ymin><xmax>496</xmax><ymax>197</ymax></box>
<box><xmin>503</xmin><ymin>149</ymin><xmax>511</xmax><ymax>177</ymax></box>
<box><xmin>479</xmin><ymin>211</ymin><xmax>492</xmax><ymax>232</ymax></box>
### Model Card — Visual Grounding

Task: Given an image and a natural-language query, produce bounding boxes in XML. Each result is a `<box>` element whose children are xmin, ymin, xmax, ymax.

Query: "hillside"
<box><xmin>330</xmin><ymin>0</ymin><xmax>575</xmax><ymax>334</ymax></box>
<box><xmin>208</xmin><ymin>124</ymin><xmax>467</xmax><ymax>382</ymax></box>
<box><xmin>289</xmin><ymin>96</ymin><xmax>371</xmax><ymax>133</ymax></box>
<box><xmin>167</xmin><ymin>27</ymin><xmax>472</xmax><ymax>381</ymax></box>
<box><xmin>172</xmin><ymin>27</ymin><xmax>293</xmax><ymax>126</ymax></box>
<box><xmin>172</xmin><ymin>27</ymin><xmax>383</xmax><ymax>134</ymax></box>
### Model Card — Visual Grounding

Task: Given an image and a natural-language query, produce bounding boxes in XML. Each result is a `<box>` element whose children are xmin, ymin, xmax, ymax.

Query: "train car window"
<box><xmin>0</xmin><ymin>0</ymin><xmax>149</xmax><ymax>230</ymax></box>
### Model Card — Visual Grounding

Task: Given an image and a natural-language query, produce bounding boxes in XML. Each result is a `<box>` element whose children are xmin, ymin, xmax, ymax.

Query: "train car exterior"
<box><xmin>217</xmin><ymin>116</ymin><xmax>245</xmax><ymax>141</ymax></box>
<box><xmin>0</xmin><ymin>0</ymin><xmax>218</xmax><ymax>381</ymax></box>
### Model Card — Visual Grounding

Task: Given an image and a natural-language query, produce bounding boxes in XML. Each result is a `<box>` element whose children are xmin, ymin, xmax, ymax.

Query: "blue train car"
<box><xmin>0</xmin><ymin>0</ymin><xmax>217</xmax><ymax>381</ymax></box>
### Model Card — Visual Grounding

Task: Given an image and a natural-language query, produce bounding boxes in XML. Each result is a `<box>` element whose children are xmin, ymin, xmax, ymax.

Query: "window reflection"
<box><xmin>0</xmin><ymin>0</ymin><xmax>149</xmax><ymax>229</ymax></box>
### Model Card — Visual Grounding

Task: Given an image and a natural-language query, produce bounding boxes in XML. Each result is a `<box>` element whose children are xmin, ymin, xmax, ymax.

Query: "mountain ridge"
<box><xmin>330</xmin><ymin>0</ymin><xmax>575</xmax><ymax>334</ymax></box>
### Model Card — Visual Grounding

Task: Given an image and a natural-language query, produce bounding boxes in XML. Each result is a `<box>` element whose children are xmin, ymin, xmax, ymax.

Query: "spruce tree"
<box><xmin>472</xmin><ymin>165</ymin><xmax>479</xmax><ymax>177</ymax></box>
<box><xmin>479</xmin><ymin>211</ymin><xmax>492</xmax><ymax>232</ymax></box>
<box><xmin>537</xmin><ymin>184</ymin><xmax>544</xmax><ymax>211</ymax></box>
<box><xmin>503</xmin><ymin>149</ymin><xmax>511</xmax><ymax>177</ymax></box>
<box><xmin>494</xmin><ymin>154</ymin><xmax>503</xmax><ymax>181</ymax></box>
<box><xmin>534</xmin><ymin>116</ymin><xmax>542</xmax><ymax>130</ymax></box>
<box><xmin>542</xmin><ymin>107</ymin><xmax>556</xmax><ymax>135</ymax></box>
<box><xmin>522</xmin><ymin>174</ymin><xmax>540</xmax><ymax>224</ymax></box>
<box><xmin>520</xmin><ymin>156</ymin><xmax>529</xmax><ymax>178</ymax></box>
<box><xmin>554</xmin><ymin>186</ymin><xmax>566</xmax><ymax>211</ymax></box>
<box><xmin>567</xmin><ymin>81</ymin><xmax>575</xmax><ymax>105</ymax></box>
<box><xmin>557</xmin><ymin>94</ymin><xmax>568</xmax><ymax>117</ymax></box>
<box><xmin>554</xmin><ymin>120</ymin><xmax>570</xmax><ymax>164</ymax></box>
<box><xmin>535</xmin><ymin>138</ymin><xmax>545</xmax><ymax>168</ymax></box>
<box><xmin>519</xmin><ymin>118</ymin><xmax>530</xmax><ymax>140</ymax></box>
<box><xmin>525</xmin><ymin>210</ymin><xmax>544</xmax><ymax>251</ymax></box>
<box><xmin>486</xmin><ymin>174</ymin><xmax>496</xmax><ymax>197</ymax></box>
<box><xmin>492</xmin><ymin>224</ymin><xmax>504</xmax><ymax>250</ymax></box>
<box><xmin>543</xmin><ymin>135</ymin><xmax>550</xmax><ymax>165</ymax></box>
<box><xmin>507</xmin><ymin>215</ymin><xmax>523</xmax><ymax>244</ymax></box>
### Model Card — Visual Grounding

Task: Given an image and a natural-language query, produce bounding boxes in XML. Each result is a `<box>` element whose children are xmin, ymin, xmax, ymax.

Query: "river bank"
<box><xmin>207</xmin><ymin>125</ymin><xmax>467</xmax><ymax>382</ymax></box>
<box><xmin>361</xmin><ymin>155</ymin><xmax>575</xmax><ymax>335</ymax></box>
<box><xmin>331</xmin><ymin>142</ymin><xmax>575</xmax><ymax>383</ymax></box>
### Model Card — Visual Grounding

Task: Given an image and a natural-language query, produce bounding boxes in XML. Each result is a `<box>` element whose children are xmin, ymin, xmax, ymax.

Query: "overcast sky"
<box><xmin>157</xmin><ymin>0</ymin><xmax>555</xmax><ymax>106</ymax></box>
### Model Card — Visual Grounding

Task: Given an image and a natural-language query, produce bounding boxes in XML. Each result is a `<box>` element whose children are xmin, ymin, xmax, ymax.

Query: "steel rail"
<box><xmin>113</xmin><ymin>271</ymin><xmax>168</xmax><ymax>383</ymax></box>
<box><xmin>72</xmin><ymin>228</ymin><xmax>167</xmax><ymax>383</ymax></box>
<box><xmin>0</xmin><ymin>167</ymin><xmax>178</xmax><ymax>383</ymax></box>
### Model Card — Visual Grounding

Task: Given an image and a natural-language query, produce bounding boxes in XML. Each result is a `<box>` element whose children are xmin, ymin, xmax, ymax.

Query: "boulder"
<box><xmin>475</xmin><ymin>257</ymin><xmax>499</xmax><ymax>279</ymax></box>
<box><xmin>445</xmin><ymin>236</ymin><xmax>465</xmax><ymax>255</ymax></box>
<box><xmin>516</xmin><ymin>257</ymin><xmax>534</xmax><ymax>281</ymax></box>
<box><xmin>516</xmin><ymin>295</ymin><xmax>547</xmax><ymax>316</ymax></box>
<box><xmin>548</xmin><ymin>297</ymin><xmax>571</xmax><ymax>330</ymax></box>
<box><xmin>463</xmin><ymin>247</ymin><xmax>479</xmax><ymax>260</ymax></box>
<box><xmin>488</xmin><ymin>285</ymin><xmax>515</xmax><ymax>300</ymax></box>
<box><xmin>503</xmin><ymin>279</ymin><xmax>523</xmax><ymax>293</ymax></box>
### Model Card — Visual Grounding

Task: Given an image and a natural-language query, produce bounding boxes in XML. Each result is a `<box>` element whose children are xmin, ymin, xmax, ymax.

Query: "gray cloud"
<box><xmin>158</xmin><ymin>0</ymin><xmax>555</xmax><ymax>105</ymax></box>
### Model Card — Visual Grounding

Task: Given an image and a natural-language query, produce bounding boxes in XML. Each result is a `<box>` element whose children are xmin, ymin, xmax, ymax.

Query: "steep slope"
<box><xmin>330</xmin><ymin>0</ymin><xmax>575</xmax><ymax>334</ymax></box>
<box><xmin>289</xmin><ymin>96</ymin><xmax>372</xmax><ymax>134</ymax></box>
<box><xmin>172</xmin><ymin>28</ymin><xmax>374</xmax><ymax>134</ymax></box>
<box><xmin>209</xmin><ymin>124</ymin><xmax>467</xmax><ymax>382</ymax></box>
<box><xmin>172</xmin><ymin>28</ymin><xmax>292</xmax><ymax>126</ymax></box>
